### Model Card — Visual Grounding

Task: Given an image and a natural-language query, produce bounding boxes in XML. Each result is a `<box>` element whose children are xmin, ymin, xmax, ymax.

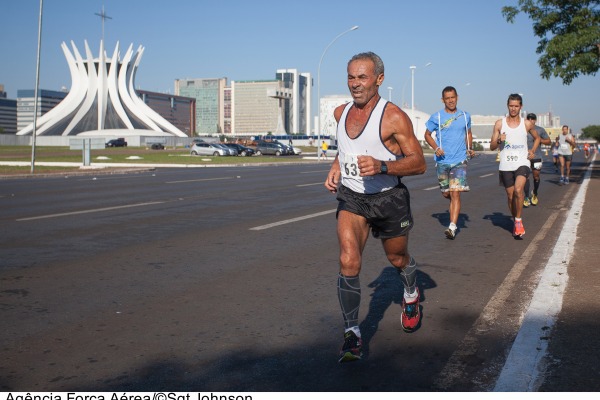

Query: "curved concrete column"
<box><xmin>17</xmin><ymin>40</ymin><xmax>187</xmax><ymax>137</ymax></box>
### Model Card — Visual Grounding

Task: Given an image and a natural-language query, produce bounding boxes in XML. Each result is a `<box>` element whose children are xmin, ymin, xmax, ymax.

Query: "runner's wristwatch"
<box><xmin>380</xmin><ymin>161</ymin><xmax>388</xmax><ymax>174</ymax></box>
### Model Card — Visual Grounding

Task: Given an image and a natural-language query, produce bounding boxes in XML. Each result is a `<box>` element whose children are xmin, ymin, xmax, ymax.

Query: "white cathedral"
<box><xmin>17</xmin><ymin>40</ymin><xmax>187</xmax><ymax>138</ymax></box>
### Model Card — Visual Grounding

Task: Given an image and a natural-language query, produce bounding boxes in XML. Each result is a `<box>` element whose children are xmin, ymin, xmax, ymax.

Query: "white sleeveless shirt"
<box><xmin>336</xmin><ymin>98</ymin><xmax>401</xmax><ymax>194</ymax></box>
<box><xmin>558</xmin><ymin>133</ymin><xmax>573</xmax><ymax>155</ymax></box>
<box><xmin>498</xmin><ymin>117</ymin><xmax>530</xmax><ymax>171</ymax></box>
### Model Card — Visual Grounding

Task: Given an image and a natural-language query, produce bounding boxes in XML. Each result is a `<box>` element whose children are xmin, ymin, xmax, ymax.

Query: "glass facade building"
<box><xmin>175</xmin><ymin>78</ymin><xmax>227</xmax><ymax>134</ymax></box>
<box><xmin>137</xmin><ymin>90</ymin><xmax>196</xmax><ymax>136</ymax></box>
<box><xmin>16</xmin><ymin>89</ymin><xmax>67</xmax><ymax>132</ymax></box>
<box><xmin>0</xmin><ymin>85</ymin><xmax>17</xmax><ymax>134</ymax></box>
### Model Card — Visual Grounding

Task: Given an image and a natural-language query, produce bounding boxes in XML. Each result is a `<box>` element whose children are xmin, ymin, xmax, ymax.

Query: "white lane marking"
<box><xmin>479</xmin><ymin>173</ymin><xmax>494</xmax><ymax>178</ymax></box>
<box><xmin>434</xmin><ymin>208</ymin><xmax>560</xmax><ymax>390</ymax></box>
<box><xmin>296</xmin><ymin>182</ymin><xmax>324</xmax><ymax>187</ymax></box>
<box><xmin>494</xmin><ymin>153</ymin><xmax>595</xmax><ymax>392</ymax></box>
<box><xmin>424</xmin><ymin>186</ymin><xmax>439</xmax><ymax>191</ymax></box>
<box><xmin>300</xmin><ymin>170</ymin><xmax>330</xmax><ymax>174</ymax></box>
<box><xmin>250</xmin><ymin>209</ymin><xmax>336</xmax><ymax>231</ymax></box>
<box><xmin>166</xmin><ymin>176</ymin><xmax>237</xmax><ymax>184</ymax></box>
<box><xmin>16</xmin><ymin>201</ymin><xmax>165</xmax><ymax>221</ymax></box>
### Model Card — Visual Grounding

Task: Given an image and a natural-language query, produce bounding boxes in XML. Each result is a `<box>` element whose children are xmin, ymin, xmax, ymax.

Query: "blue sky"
<box><xmin>1</xmin><ymin>0</ymin><xmax>598</xmax><ymax>133</ymax></box>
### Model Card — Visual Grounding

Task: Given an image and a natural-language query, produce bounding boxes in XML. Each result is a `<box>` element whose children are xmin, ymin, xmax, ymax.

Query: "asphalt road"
<box><xmin>0</xmin><ymin>153</ymin><xmax>584</xmax><ymax>391</ymax></box>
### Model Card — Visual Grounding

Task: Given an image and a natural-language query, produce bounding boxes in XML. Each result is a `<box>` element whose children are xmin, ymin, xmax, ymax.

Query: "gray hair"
<box><xmin>348</xmin><ymin>52</ymin><xmax>385</xmax><ymax>76</ymax></box>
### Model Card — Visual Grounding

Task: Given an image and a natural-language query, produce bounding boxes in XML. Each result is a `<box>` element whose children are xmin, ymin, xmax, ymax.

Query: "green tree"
<box><xmin>502</xmin><ymin>0</ymin><xmax>600</xmax><ymax>85</ymax></box>
<box><xmin>581</xmin><ymin>125</ymin><xmax>600</xmax><ymax>140</ymax></box>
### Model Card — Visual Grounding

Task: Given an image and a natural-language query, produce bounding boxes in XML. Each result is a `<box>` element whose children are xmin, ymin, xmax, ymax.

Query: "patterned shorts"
<box><xmin>436</xmin><ymin>161</ymin><xmax>470</xmax><ymax>192</ymax></box>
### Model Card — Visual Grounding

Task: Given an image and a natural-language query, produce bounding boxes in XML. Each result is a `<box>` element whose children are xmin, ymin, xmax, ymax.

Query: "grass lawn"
<box><xmin>0</xmin><ymin>145</ymin><xmax>319</xmax><ymax>175</ymax></box>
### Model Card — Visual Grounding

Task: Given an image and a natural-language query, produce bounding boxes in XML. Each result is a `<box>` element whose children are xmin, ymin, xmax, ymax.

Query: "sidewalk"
<box><xmin>538</xmin><ymin>154</ymin><xmax>600</xmax><ymax>391</ymax></box>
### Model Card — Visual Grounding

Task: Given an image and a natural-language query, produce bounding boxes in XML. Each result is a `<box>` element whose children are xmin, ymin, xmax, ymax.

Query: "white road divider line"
<box><xmin>166</xmin><ymin>176</ymin><xmax>237</xmax><ymax>184</ymax></box>
<box><xmin>296</xmin><ymin>182</ymin><xmax>324</xmax><ymax>187</ymax></box>
<box><xmin>423</xmin><ymin>186</ymin><xmax>439</xmax><ymax>191</ymax></box>
<box><xmin>250</xmin><ymin>209</ymin><xmax>337</xmax><ymax>231</ymax></box>
<box><xmin>494</xmin><ymin>153</ymin><xmax>595</xmax><ymax>392</ymax></box>
<box><xmin>479</xmin><ymin>173</ymin><xmax>494</xmax><ymax>178</ymax></box>
<box><xmin>16</xmin><ymin>201</ymin><xmax>166</xmax><ymax>221</ymax></box>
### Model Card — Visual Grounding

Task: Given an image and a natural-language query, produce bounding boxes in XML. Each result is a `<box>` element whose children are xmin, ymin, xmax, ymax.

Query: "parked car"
<box><xmin>224</xmin><ymin>143</ymin><xmax>255</xmax><ymax>156</ymax></box>
<box><xmin>105</xmin><ymin>138</ymin><xmax>127</xmax><ymax>147</ymax></box>
<box><xmin>272</xmin><ymin>140</ymin><xmax>296</xmax><ymax>155</ymax></box>
<box><xmin>215</xmin><ymin>143</ymin><xmax>237</xmax><ymax>156</ymax></box>
<box><xmin>255</xmin><ymin>141</ymin><xmax>289</xmax><ymax>156</ymax></box>
<box><xmin>190</xmin><ymin>142</ymin><xmax>226</xmax><ymax>156</ymax></box>
<box><xmin>290</xmin><ymin>146</ymin><xmax>302</xmax><ymax>155</ymax></box>
<box><xmin>325</xmin><ymin>145</ymin><xmax>338</xmax><ymax>157</ymax></box>
<box><xmin>150</xmin><ymin>143</ymin><xmax>164</xmax><ymax>150</ymax></box>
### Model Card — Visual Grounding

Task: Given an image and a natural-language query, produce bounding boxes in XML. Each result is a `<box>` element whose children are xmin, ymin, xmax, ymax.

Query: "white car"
<box><xmin>190</xmin><ymin>142</ymin><xmax>226</xmax><ymax>156</ymax></box>
<box><xmin>215</xmin><ymin>143</ymin><xmax>237</xmax><ymax>156</ymax></box>
<box><xmin>325</xmin><ymin>145</ymin><xmax>338</xmax><ymax>157</ymax></box>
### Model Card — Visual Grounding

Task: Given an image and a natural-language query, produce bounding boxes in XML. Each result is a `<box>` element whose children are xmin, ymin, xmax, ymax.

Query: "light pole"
<box><xmin>317</xmin><ymin>25</ymin><xmax>359</xmax><ymax>160</ymax></box>
<box><xmin>410</xmin><ymin>65</ymin><xmax>416</xmax><ymax>113</ymax></box>
<box><xmin>410</xmin><ymin>62</ymin><xmax>432</xmax><ymax>112</ymax></box>
<box><xmin>387</xmin><ymin>86</ymin><xmax>393</xmax><ymax>102</ymax></box>
<box><xmin>30</xmin><ymin>0</ymin><xmax>44</xmax><ymax>174</ymax></box>
<box><xmin>415</xmin><ymin>116</ymin><xmax>421</xmax><ymax>140</ymax></box>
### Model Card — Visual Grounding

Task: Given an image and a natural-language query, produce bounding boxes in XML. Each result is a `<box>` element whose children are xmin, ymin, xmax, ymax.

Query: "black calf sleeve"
<box><xmin>337</xmin><ymin>274</ymin><xmax>361</xmax><ymax>329</ymax></box>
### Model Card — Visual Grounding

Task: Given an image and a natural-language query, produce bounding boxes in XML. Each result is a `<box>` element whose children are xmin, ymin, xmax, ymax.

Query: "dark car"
<box><xmin>225</xmin><ymin>143</ymin><xmax>255</xmax><ymax>156</ymax></box>
<box><xmin>105</xmin><ymin>138</ymin><xmax>127</xmax><ymax>147</ymax></box>
<box><xmin>255</xmin><ymin>141</ymin><xmax>290</xmax><ymax>156</ymax></box>
<box><xmin>272</xmin><ymin>140</ymin><xmax>296</xmax><ymax>155</ymax></box>
<box><xmin>150</xmin><ymin>143</ymin><xmax>164</xmax><ymax>150</ymax></box>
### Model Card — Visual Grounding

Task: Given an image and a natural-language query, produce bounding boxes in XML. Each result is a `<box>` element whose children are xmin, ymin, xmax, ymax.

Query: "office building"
<box><xmin>175</xmin><ymin>78</ymin><xmax>227</xmax><ymax>135</ymax></box>
<box><xmin>223</xmin><ymin>87</ymin><xmax>231</xmax><ymax>134</ymax></box>
<box><xmin>0</xmin><ymin>84</ymin><xmax>17</xmax><ymax>135</ymax></box>
<box><xmin>137</xmin><ymin>90</ymin><xmax>196</xmax><ymax>136</ymax></box>
<box><xmin>231</xmin><ymin>80</ymin><xmax>291</xmax><ymax>135</ymax></box>
<box><xmin>319</xmin><ymin>95</ymin><xmax>352</xmax><ymax>138</ymax></box>
<box><xmin>275</xmin><ymin>69</ymin><xmax>312</xmax><ymax>135</ymax></box>
<box><xmin>17</xmin><ymin>89</ymin><xmax>67</xmax><ymax>132</ymax></box>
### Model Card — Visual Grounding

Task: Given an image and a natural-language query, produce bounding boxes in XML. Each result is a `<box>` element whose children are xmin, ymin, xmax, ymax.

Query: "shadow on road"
<box><xmin>360</xmin><ymin>268</ymin><xmax>437</xmax><ymax>359</ymax></box>
<box><xmin>482</xmin><ymin>212</ymin><xmax>513</xmax><ymax>234</ymax></box>
<box><xmin>431</xmin><ymin>211</ymin><xmax>471</xmax><ymax>230</ymax></box>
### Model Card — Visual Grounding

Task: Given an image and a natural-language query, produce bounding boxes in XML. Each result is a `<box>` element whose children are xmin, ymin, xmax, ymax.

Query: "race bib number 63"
<box><xmin>342</xmin><ymin>154</ymin><xmax>359</xmax><ymax>177</ymax></box>
<box><xmin>341</xmin><ymin>154</ymin><xmax>373</xmax><ymax>180</ymax></box>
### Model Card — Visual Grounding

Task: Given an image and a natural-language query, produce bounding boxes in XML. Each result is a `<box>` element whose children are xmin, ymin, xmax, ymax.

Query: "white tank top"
<box><xmin>499</xmin><ymin>117</ymin><xmax>530</xmax><ymax>171</ymax></box>
<box><xmin>336</xmin><ymin>98</ymin><xmax>401</xmax><ymax>194</ymax></box>
<box><xmin>558</xmin><ymin>133</ymin><xmax>573</xmax><ymax>155</ymax></box>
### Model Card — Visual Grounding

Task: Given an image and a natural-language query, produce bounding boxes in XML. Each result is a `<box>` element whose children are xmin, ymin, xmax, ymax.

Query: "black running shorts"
<box><xmin>529</xmin><ymin>158</ymin><xmax>543</xmax><ymax>171</ymax></box>
<box><xmin>336</xmin><ymin>183</ymin><xmax>413</xmax><ymax>239</ymax></box>
<box><xmin>499</xmin><ymin>165</ymin><xmax>531</xmax><ymax>188</ymax></box>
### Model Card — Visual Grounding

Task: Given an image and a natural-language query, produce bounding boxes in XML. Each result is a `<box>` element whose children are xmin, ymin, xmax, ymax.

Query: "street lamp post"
<box><xmin>30</xmin><ymin>0</ymin><xmax>44</xmax><ymax>174</ymax></box>
<box><xmin>410</xmin><ymin>65</ymin><xmax>416</xmax><ymax>113</ymax></box>
<box><xmin>317</xmin><ymin>25</ymin><xmax>359</xmax><ymax>160</ymax></box>
<box><xmin>410</xmin><ymin>62</ymin><xmax>432</xmax><ymax>112</ymax></box>
<box><xmin>387</xmin><ymin>86</ymin><xmax>393</xmax><ymax>102</ymax></box>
